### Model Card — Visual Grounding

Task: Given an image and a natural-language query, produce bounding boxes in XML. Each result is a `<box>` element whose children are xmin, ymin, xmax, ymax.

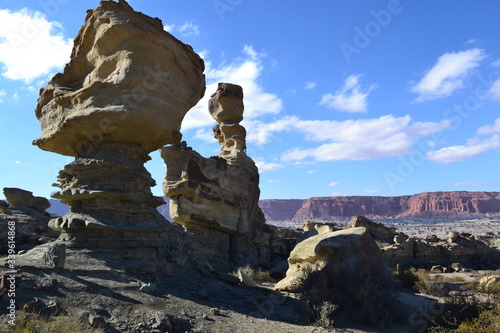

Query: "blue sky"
<box><xmin>1</xmin><ymin>0</ymin><xmax>500</xmax><ymax>200</ymax></box>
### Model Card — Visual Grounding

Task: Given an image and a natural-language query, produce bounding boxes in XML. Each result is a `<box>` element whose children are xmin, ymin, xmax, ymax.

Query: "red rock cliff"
<box><xmin>259</xmin><ymin>191</ymin><xmax>500</xmax><ymax>221</ymax></box>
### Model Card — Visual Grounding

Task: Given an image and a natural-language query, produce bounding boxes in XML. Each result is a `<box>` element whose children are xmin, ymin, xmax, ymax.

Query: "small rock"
<box><xmin>89</xmin><ymin>314</ymin><xmax>106</xmax><ymax>327</ymax></box>
<box><xmin>42</xmin><ymin>243</ymin><xmax>66</xmax><ymax>269</ymax></box>
<box><xmin>218</xmin><ymin>273</ymin><xmax>240</xmax><ymax>285</ymax></box>
<box><xmin>202</xmin><ymin>314</ymin><xmax>209</xmax><ymax>320</ymax></box>
<box><xmin>210</xmin><ymin>308</ymin><xmax>220</xmax><ymax>316</ymax></box>
<box><xmin>238</xmin><ymin>269</ymin><xmax>257</xmax><ymax>287</ymax></box>
<box><xmin>197</xmin><ymin>289</ymin><xmax>208</xmax><ymax>299</ymax></box>
<box><xmin>153</xmin><ymin>311</ymin><xmax>173</xmax><ymax>332</ymax></box>
<box><xmin>23</xmin><ymin>297</ymin><xmax>48</xmax><ymax>314</ymax></box>
<box><xmin>140</xmin><ymin>282</ymin><xmax>157</xmax><ymax>293</ymax></box>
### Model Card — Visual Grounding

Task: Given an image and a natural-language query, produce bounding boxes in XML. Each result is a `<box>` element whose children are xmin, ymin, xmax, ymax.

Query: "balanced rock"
<box><xmin>275</xmin><ymin>227</ymin><xmax>384</xmax><ymax>292</ymax></box>
<box><xmin>162</xmin><ymin>83</ymin><xmax>262</xmax><ymax>236</ymax></box>
<box><xmin>31</xmin><ymin>0</ymin><xmax>205</xmax><ymax>270</ymax></box>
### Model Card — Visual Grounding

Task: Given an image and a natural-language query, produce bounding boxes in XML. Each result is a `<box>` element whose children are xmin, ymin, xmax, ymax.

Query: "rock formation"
<box><xmin>274</xmin><ymin>227</ymin><xmax>384</xmax><ymax>292</ymax></box>
<box><xmin>1</xmin><ymin>188</ymin><xmax>59</xmax><ymax>254</ymax></box>
<box><xmin>3</xmin><ymin>188</ymin><xmax>50</xmax><ymax>213</ymax></box>
<box><xmin>346</xmin><ymin>215</ymin><xmax>397</xmax><ymax>244</ymax></box>
<box><xmin>32</xmin><ymin>0</ymin><xmax>205</xmax><ymax>270</ymax></box>
<box><xmin>259</xmin><ymin>191</ymin><xmax>500</xmax><ymax>221</ymax></box>
<box><xmin>382</xmin><ymin>230</ymin><xmax>500</xmax><ymax>269</ymax></box>
<box><xmin>162</xmin><ymin>83</ymin><xmax>285</xmax><ymax>268</ymax></box>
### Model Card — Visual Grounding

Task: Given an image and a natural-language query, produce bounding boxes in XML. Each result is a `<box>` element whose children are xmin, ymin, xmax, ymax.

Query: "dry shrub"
<box><xmin>5</xmin><ymin>311</ymin><xmax>104</xmax><ymax>333</ymax></box>
<box><xmin>302</xmin><ymin>261</ymin><xmax>396</xmax><ymax>330</ymax></box>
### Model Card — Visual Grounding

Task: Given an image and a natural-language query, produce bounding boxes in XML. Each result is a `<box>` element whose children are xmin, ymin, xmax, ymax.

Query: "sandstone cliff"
<box><xmin>259</xmin><ymin>191</ymin><xmax>500</xmax><ymax>221</ymax></box>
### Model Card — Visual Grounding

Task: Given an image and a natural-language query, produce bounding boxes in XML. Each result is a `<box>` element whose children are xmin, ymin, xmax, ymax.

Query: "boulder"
<box><xmin>347</xmin><ymin>215</ymin><xmax>397</xmax><ymax>244</ymax></box>
<box><xmin>274</xmin><ymin>227</ymin><xmax>384</xmax><ymax>292</ymax></box>
<box><xmin>3</xmin><ymin>188</ymin><xmax>50</xmax><ymax>213</ymax></box>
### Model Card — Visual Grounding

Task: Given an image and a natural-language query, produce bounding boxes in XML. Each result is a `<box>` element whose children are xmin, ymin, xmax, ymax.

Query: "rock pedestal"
<box><xmin>32</xmin><ymin>0</ymin><xmax>205</xmax><ymax>271</ymax></box>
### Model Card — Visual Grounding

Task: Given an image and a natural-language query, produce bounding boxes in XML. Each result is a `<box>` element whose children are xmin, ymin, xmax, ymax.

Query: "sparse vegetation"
<box><xmin>232</xmin><ymin>265</ymin><xmax>277</xmax><ymax>284</ymax></box>
<box><xmin>395</xmin><ymin>267</ymin><xmax>447</xmax><ymax>296</ymax></box>
<box><xmin>6</xmin><ymin>311</ymin><xmax>104</xmax><ymax>333</ymax></box>
<box><xmin>303</xmin><ymin>262</ymin><xmax>396</xmax><ymax>330</ymax></box>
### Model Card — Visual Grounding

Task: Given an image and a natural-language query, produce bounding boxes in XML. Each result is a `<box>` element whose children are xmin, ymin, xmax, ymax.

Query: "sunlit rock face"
<box><xmin>162</xmin><ymin>83</ymin><xmax>263</xmax><ymax>236</ymax></box>
<box><xmin>32</xmin><ymin>0</ymin><xmax>205</xmax><ymax>271</ymax></box>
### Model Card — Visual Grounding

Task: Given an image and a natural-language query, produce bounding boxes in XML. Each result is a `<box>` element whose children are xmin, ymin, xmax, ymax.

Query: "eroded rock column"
<box><xmin>32</xmin><ymin>0</ymin><xmax>205</xmax><ymax>267</ymax></box>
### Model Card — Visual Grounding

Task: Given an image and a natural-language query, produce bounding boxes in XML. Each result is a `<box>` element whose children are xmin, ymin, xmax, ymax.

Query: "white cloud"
<box><xmin>487</xmin><ymin>79</ymin><xmax>500</xmax><ymax>100</ymax></box>
<box><xmin>306</xmin><ymin>170</ymin><xmax>316</xmax><ymax>174</ymax></box>
<box><xmin>0</xmin><ymin>8</ymin><xmax>72</xmax><ymax>82</ymax></box>
<box><xmin>477</xmin><ymin>118</ymin><xmax>500</xmax><ymax>135</ymax></box>
<box><xmin>304</xmin><ymin>81</ymin><xmax>317</xmax><ymax>90</ymax></box>
<box><xmin>364</xmin><ymin>189</ymin><xmax>379</xmax><ymax>193</ymax></box>
<box><xmin>491</xmin><ymin>59</ymin><xmax>500</xmax><ymax>68</ymax></box>
<box><xmin>163</xmin><ymin>21</ymin><xmax>200</xmax><ymax>37</ymax></box>
<box><xmin>266</xmin><ymin>179</ymin><xmax>280</xmax><ymax>183</ymax></box>
<box><xmin>281</xmin><ymin>115</ymin><xmax>450</xmax><ymax>162</ymax></box>
<box><xmin>0</xmin><ymin>90</ymin><xmax>6</xmax><ymax>103</ymax></box>
<box><xmin>453</xmin><ymin>182</ymin><xmax>487</xmax><ymax>187</ymax></box>
<box><xmin>411</xmin><ymin>48</ymin><xmax>485</xmax><ymax>102</ymax></box>
<box><xmin>182</xmin><ymin>45</ymin><xmax>283</xmax><ymax>132</ymax></box>
<box><xmin>328</xmin><ymin>182</ymin><xmax>339</xmax><ymax>187</ymax></box>
<box><xmin>245</xmin><ymin>116</ymin><xmax>298</xmax><ymax>145</ymax></box>
<box><xmin>426</xmin><ymin>135</ymin><xmax>500</xmax><ymax>163</ymax></box>
<box><xmin>254</xmin><ymin>157</ymin><xmax>285</xmax><ymax>172</ymax></box>
<box><xmin>320</xmin><ymin>74</ymin><xmax>376</xmax><ymax>113</ymax></box>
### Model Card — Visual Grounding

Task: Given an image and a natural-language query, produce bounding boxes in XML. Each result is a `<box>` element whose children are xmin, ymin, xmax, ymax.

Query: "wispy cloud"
<box><xmin>410</xmin><ymin>48</ymin><xmax>485</xmax><ymax>102</ymax></box>
<box><xmin>328</xmin><ymin>182</ymin><xmax>339</xmax><ymax>187</ymax></box>
<box><xmin>427</xmin><ymin>118</ymin><xmax>500</xmax><ymax>163</ymax></box>
<box><xmin>182</xmin><ymin>45</ymin><xmax>283</xmax><ymax>132</ymax></box>
<box><xmin>426</xmin><ymin>135</ymin><xmax>500</xmax><ymax>163</ymax></box>
<box><xmin>281</xmin><ymin>115</ymin><xmax>450</xmax><ymax>162</ymax></box>
<box><xmin>453</xmin><ymin>181</ymin><xmax>487</xmax><ymax>187</ymax></box>
<box><xmin>487</xmin><ymin>79</ymin><xmax>500</xmax><ymax>100</ymax></box>
<box><xmin>254</xmin><ymin>157</ymin><xmax>285</xmax><ymax>172</ymax></box>
<box><xmin>304</xmin><ymin>81</ymin><xmax>317</xmax><ymax>90</ymax></box>
<box><xmin>164</xmin><ymin>21</ymin><xmax>200</xmax><ymax>37</ymax></box>
<box><xmin>320</xmin><ymin>74</ymin><xmax>376</xmax><ymax>113</ymax></box>
<box><xmin>0</xmin><ymin>90</ymin><xmax>6</xmax><ymax>103</ymax></box>
<box><xmin>477</xmin><ymin>118</ymin><xmax>500</xmax><ymax>135</ymax></box>
<box><xmin>364</xmin><ymin>189</ymin><xmax>379</xmax><ymax>193</ymax></box>
<box><xmin>0</xmin><ymin>8</ymin><xmax>72</xmax><ymax>82</ymax></box>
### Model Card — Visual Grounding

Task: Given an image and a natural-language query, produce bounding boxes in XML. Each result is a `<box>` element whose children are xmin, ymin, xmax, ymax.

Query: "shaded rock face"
<box><xmin>259</xmin><ymin>191</ymin><xmax>500</xmax><ymax>221</ymax></box>
<box><xmin>31</xmin><ymin>0</ymin><xmax>205</xmax><ymax>270</ymax></box>
<box><xmin>3</xmin><ymin>188</ymin><xmax>50</xmax><ymax>213</ymax></box>
<box><xmin>275</xmin><ymin>227</ymin><xmax>384</xmax><ymax>292</ymax></box>
<box><xmin>0</xmin><ymin>205</ymin><xmax>59</xmax><ymax>255</ymax></box>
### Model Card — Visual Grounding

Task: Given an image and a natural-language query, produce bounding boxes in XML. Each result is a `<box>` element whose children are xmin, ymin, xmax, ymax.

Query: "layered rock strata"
<box><xmin>162</xmin><ymin>83</ymin><xmax>284</xmax><ymax>268</ymax></box>
<box><xmin>32</xmin><ymin>0</ymin><xmax>205</xmax><ymax>270</ymax></box>
<box><xmin>259</xmin><ymin>191</ymin><xmax>500</xmax><ymax>221</ymax></box>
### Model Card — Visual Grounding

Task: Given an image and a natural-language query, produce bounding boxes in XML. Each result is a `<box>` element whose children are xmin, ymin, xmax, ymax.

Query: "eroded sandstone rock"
<box><xmin>274</xmin><ymin>227</ymin><xmax>384</xmax><ymax>292</ymax></box>
<box><xmin>32</xmin><ymin>0</ymin><xmax>205</xmax><ymax>270</ymax></box>
<box><xmin>3</xmin><ymin>188</ymin><xmax>50</xmax><ymax>213</ymax></box>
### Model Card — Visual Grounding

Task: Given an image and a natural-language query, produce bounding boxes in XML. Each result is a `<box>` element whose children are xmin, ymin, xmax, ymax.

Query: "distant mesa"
<box><xmin>259</xmin><ymin>191</ymin><xmax>500</xmax><ymax>221</ymax></box>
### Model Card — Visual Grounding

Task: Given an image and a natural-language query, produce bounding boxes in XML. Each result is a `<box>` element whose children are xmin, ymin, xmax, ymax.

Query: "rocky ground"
<box><xmin>0</xmin><ymin>256</ymin><xmax>445</xmax><ymax>333</ymax></box>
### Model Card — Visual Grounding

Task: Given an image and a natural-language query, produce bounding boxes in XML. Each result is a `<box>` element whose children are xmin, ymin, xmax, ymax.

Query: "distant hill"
<box><xmin>258</xmin><ymin>191</ymin><xmax>500</xmax><ymax>222</ymax></box>
<box><xmin>48</xmin><ymin>197</ymin><xmax>171</xmax><ymax>220</ymax></box>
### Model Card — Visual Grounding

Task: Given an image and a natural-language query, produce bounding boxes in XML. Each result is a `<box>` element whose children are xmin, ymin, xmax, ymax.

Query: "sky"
<box><xmin>1</xmin><ymin>0</ymin><xmax>500</xmax><ymax>200</ymax></box>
